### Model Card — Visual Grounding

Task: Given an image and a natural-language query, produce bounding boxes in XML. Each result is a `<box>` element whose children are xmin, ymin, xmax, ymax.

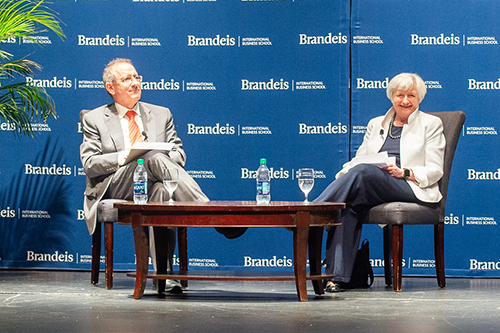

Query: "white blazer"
<box><xmin>336</xmin><ymin>108</ymin><xmax>445</xmax><ymax>203</ymax></box>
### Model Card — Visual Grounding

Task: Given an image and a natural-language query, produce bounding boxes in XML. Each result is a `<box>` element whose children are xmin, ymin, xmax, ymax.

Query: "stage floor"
<box><xmin>1</xmin><ymin>270</ymin><xmax>500</xmax><ymax>332</ymax></box>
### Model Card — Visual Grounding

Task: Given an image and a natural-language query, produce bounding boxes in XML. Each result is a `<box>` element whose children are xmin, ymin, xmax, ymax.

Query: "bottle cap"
<box><xmin>260</xmin><ymin>158</ymin><xmax>266</xmax><ymax>164</ymax></box>
<box><xmin>137</xmin><ymin>159</ymin><xmax>144</xmax><ymax>164</ymax></box>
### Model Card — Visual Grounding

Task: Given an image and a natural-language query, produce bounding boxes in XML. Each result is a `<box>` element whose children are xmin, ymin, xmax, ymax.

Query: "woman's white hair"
<box><xmin>386</xmin><ymin>73</ymin><xmax>427</xmax><ymax>102</ymax></box>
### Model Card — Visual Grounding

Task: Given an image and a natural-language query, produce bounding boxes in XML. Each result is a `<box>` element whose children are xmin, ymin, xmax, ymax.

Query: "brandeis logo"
<box><xmin>78</xmin><ymin>34</ymin><xmax>125</xmax><ymax>46</ymax></box>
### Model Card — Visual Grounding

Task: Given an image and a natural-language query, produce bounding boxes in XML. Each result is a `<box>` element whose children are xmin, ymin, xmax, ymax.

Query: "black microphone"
<box><xmin>142</xmin><ymin>131</ymin><xmax>148</xmax><ymax>142</ymax></box>
<box><xmin>380</xmin><ymin>129</ymin><xmax>384</xmax><ymax>136</ymax></box>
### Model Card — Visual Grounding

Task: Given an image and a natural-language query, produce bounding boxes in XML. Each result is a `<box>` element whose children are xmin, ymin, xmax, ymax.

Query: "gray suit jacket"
<box><xmin>80</xmin><ymin>102</ymin><xmax>186</xmax><ymax>234</ymax></box>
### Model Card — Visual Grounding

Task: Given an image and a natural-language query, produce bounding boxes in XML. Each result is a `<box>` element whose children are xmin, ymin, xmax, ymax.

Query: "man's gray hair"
<box><xmin>103</xmin><ymin>58</ymin><xmax>134</xmax><ymax>84</ymax></box>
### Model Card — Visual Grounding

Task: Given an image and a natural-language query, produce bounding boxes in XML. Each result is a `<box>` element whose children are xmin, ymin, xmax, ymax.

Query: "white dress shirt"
<box><xmin>115</xmin><ymin>103</ymin><xmax>145</xmax><ymax>165</ymax></box>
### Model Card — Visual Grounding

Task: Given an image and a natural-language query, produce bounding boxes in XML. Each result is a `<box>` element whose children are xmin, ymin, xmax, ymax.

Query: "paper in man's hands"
<box><xmin>125</xmin><ymin>142</ymin><xmax>174</xmax><ymax>164</ymax></box>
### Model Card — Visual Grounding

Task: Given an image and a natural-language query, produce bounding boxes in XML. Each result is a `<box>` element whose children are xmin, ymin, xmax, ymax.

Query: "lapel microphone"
<box><xmin>379</xmin><ymin>129</ymin><xmax>384</xmax><ymax>136</ymax></box>
<box><xmin>142</xmin><ymin>131</ymin><xmax>148</xmax><ymax>142</ymax></box>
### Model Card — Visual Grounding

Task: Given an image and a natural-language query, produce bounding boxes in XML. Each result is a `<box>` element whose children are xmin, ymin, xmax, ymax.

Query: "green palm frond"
<box><xmin>0</xmin><ymin>0</ymin><xmax>65</xmax><ymax>136</ymax></box>
<box><xmin>0</xmin><ymin>57</ymin><xmax>41</xmax><ymax>79</ymax></box>
<box><xmin>0</xmin><ymin>82</ymin><xmax>55</xmax><ymax>134</ymax></box>
<box><xmin>0</xmin><ymin>0</ymin><xmax>65</xmax><ymax>42</ymax></box>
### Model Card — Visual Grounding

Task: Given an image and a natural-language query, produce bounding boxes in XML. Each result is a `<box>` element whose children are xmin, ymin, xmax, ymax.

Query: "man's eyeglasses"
<box><xmin>119</xmin><ymin>75</ymin><xmax>143</xmax><ymax>84</ymax></box>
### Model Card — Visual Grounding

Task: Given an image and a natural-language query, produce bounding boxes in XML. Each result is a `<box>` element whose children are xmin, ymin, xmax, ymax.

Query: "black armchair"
<box><xmin>363</xmin><ymin>111</ymin><xmax>466</xmax><ymax>291</ymax></box>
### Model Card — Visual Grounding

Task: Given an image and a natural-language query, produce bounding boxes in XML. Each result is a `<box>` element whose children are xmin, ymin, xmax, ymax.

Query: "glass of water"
<box><xmin>297</xmin><ymin>168</ymin><xmax>314</xmax><ymax>203</ymax></box>
<box><xmin>163</xmin><ymin>169</ymin><xmax>179</xmax><ymax>203</ymax></box>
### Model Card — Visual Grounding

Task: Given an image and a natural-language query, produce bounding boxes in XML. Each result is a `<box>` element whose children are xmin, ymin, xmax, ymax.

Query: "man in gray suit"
<box><xmin>80</xmin><ymin>58</ymin><xmax>210</xmax><ymax>293</ymax></box>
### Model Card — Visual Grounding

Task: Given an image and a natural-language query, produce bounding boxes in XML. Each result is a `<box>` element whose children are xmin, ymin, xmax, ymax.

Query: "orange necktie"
<box><xmin>126</xmin><ymin>110</ymin><xmax>144</xmax><ymax>147</ymax></box>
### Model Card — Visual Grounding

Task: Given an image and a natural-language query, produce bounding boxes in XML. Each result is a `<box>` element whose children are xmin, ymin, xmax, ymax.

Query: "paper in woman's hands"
<box><xmin>349</xmin><ymin>151</ymin><xmax>396</xmax><ymax>168</ymax></box>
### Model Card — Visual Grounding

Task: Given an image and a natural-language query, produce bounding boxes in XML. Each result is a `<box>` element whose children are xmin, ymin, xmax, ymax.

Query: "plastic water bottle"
<box><xmin>256</xmin><ymin>158</ymin><xmax>271</xmax><ymax>204</ymax></box>
<box><xmin>133</xmin><ymin>159</ymin><xmax>148</xmax><ymax>204</ymax></box>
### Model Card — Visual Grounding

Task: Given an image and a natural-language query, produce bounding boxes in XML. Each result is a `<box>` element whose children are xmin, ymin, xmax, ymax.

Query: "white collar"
<box><xmin>115</xmin><ymin>102</ymin><xmax>139</xmax><ymax>118</ymax></box>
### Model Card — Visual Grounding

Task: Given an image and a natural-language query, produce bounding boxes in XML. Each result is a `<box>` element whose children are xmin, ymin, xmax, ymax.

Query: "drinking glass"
<box><xmin>163</xmin><ymin>169</ymin><xmax>179</xmax><ymax>203</ymax></box>
<box><xmin>297</xmin><ymin>168</ymin><xmax>314</xmax><ymax>203</ymax></box>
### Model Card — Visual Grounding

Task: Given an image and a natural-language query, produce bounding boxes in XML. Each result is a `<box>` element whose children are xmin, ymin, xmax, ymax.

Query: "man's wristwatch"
<box><xmin>403</xmin><ymin>168</ymin><xmax>410</xmax><ymax>180</ymax></box>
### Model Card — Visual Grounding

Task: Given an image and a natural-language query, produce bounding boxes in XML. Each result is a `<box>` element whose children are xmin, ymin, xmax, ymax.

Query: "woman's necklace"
<box><xmin>388</xmin><ymin>117</ymin><xmax>402</xmax><ymax>139</ymax></box>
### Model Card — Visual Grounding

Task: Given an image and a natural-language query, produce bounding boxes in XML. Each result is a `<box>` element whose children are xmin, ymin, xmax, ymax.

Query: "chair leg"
<box><xmin>104</xmin><ymin>222</ymin><xmax>114</xmax><ymax>290</ymax></box>
<box><xmin>178</xmin><ymin>227</ymin><xmax>188</xmax><ymax>288</ymax></box>
<box><xmin>434</xmin><ymin>223</ymin><xmax>446</xmax><ymax>288</ymax></box>
<box><xmin>91</xmin><ymin>223</ymin><xmax>102</xmax><ymax>285</ymax></box>
<box><xmin>392</xmin><ymin>225</ymin><xmax>403</xmax><ymax>292</ymax></box>
<box><xmin>382</xmin><ymin>225</ymin><xmax>392</xmax><ymax>287</ymax></box>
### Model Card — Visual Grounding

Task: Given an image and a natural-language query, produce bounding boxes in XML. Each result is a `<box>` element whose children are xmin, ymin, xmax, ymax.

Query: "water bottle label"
<box><xmin>134</xmin><ymin>181</ymin><xmax>147</xmax><ymax>195</ymax></box>
<box><xmin>257</xmin><ymin>181</ymin><xmax>270</xmax><ymax>195</ymax></box>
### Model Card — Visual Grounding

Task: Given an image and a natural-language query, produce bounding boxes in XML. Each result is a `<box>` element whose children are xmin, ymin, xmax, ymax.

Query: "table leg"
<box><xmin>132</xmin><ymin>224</ymin><xmax>149</xmax><ymax>299</ymax></box>
<box><xmin>308</xmin><ymin>226</ymin><xmax>324</xmax><ymax>295</ymax></box>
<box><xmin>293</xmin><ymin>211</ymin><xmax>310</xmax><ymax>301</ymax></box>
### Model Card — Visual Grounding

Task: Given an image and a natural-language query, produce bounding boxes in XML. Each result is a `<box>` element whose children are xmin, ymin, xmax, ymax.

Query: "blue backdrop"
<box><xmin>0</xmin><ymin>0</ymin><xmax>498</xmax><ymax>278</ymax></box>
<box><xmin>350</xmin><ymin>0</ymin><xmax>500</xmax><ymax>277</ymax></box>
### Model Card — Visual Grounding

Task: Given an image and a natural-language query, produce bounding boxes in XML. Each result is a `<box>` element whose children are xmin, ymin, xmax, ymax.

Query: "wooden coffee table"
<box><xmin>115</xmin><ymin>201</ymin><xmax>344</xmax><ymax>301</ymax></box>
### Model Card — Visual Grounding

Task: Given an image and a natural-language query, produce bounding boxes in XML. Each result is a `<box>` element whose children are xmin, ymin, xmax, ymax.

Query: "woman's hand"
<box><xmin>381</xmin><ymin>164</ymin><xmax>404</xmax><ymax>178</ymax></box>
<box><xmin>382</xmin><ymin>164</ymin><xmax>417</xmax><ymax>183</ymax></box>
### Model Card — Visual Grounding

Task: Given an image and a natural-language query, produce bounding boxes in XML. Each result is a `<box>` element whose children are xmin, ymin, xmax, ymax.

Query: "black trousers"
<box><xmin>314</xmin><ymin>164</ymin><xmax>418</xmax><ymax>282</ymax></box>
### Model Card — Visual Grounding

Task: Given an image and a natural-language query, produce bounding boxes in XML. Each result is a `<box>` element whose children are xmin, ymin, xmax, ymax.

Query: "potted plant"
<box><xmin>0</xmin><ymin>0</ymin><xmax>64</xmax><ymax>136</ymax></box>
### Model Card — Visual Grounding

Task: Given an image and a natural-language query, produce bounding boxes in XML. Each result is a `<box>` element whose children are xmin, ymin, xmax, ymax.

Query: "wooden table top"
<box><xmin>114</xmin><ymin>200</ymin><xmax>345</xmax><ymax>212</ymax></box>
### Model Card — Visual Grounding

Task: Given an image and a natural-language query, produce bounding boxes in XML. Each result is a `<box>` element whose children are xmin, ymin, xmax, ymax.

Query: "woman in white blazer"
<box><xmin>316</xmin><ymin>73</ymin><xmax>445</xmax><ymax>292</ymax></box>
